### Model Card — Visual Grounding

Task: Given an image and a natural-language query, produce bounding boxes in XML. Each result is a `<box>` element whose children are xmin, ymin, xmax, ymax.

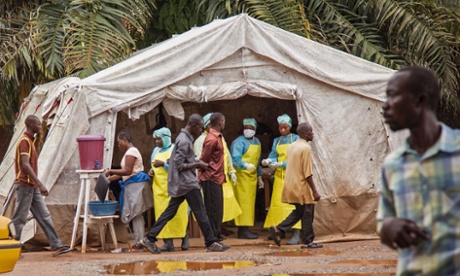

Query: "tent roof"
<box><xmin>78</xmin><ymin>13</ymin><xmax>393</xmax><ymax>119</ymax></box>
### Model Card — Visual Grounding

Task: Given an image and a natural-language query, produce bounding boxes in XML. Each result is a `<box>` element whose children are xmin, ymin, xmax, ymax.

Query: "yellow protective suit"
<box><xmin>222</xmin><ymin>138</ymin><xmax>242</xmax><ymax>222</ymax></box>
<box><xmin>234</xmin><ymin>143</ymin><xmax>261</xmax><ymax>226</ymax></box>
<box><xmin>263</xmin><ymin>140</ymin><xmax>301</xmax><ymax>229</ymax></box>
<box><xmin>151</xmin><ymin>149</ymin><xmax>189</xmax><ymax>239</ymax></box>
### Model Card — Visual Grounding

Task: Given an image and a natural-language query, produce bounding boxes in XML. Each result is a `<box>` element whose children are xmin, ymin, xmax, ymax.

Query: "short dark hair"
<box><xmin>210</xmin><ymin>112</ymin><xmax>224</xmax><ymax>127</ymax></box>
<box><xmin>399</xmin><ymin>66</ymin><xmax>440</xmax><ymax>111</ymax></box>
<box><xmin>25</xmin><ymin>115</ymin><xmax>39</xmax><ymax>126</ymax></box>
<box><xmin>187</xmin><ymin>113</ymin><xmax>203</xmax><ymax>127</ymax></box>
<box><xmin>117</xmin><ymin>130</ymin><xmax>132</xmax><ymax>142</ymax></box>
<box><xmin>297</xmin><ymin>122</ymin><xmax>311</xmax><ymax>134</ymax></box>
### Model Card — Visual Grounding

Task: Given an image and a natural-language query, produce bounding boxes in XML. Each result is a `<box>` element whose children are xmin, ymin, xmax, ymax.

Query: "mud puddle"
<box><xmin>105</xmin><ymin>260</ymin><xmax>261</xmax><ymax>274</ymax></box>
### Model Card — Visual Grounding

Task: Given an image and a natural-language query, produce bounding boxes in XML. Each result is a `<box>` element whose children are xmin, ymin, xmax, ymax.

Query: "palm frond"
<box><xmin>245</xmin><ymin>0</ymin><xmax>310</xmax><ymax>37</ymax></box>
<box><xmin>372</xmin><ymin>0</ymin><xmax>460</xmax><ymax>103</ymax></box>
<box><xmin>197</xmin><ymin>0</ymin><xmax>310</xmax><ymax>37</ymax></box>
<box><xmin>304</xmin><ymin>0</ymin><xmax>405</xmax><ymax>69</ymax></box>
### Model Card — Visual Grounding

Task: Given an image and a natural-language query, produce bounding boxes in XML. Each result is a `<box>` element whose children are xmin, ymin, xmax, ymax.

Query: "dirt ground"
<box><xmin>6</xmin><ymin>228</ymin><xmax>398</xmax><ymax>276</ymax></box>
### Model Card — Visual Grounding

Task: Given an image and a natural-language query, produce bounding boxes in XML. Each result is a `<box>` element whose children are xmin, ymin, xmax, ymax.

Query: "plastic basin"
<box><xmin>88</xmin><ymin>200</ymin><xmax>118</xmax><ymax>216</ymax></box>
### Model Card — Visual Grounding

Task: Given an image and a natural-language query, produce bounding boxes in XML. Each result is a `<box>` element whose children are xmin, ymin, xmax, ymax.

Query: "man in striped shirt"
<box><xmin>378</xmin><ymin>66</ymin><xmax>460</xmax><ymax>275</ymax></box>
<box><xmin>12</xmin><ymin>115</ymin><xmax>71</xmax><ymax>257</ymax></box>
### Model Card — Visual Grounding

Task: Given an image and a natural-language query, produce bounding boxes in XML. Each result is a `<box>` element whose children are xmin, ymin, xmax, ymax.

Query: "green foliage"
<box><xmin>198</xmin><ymin>0</ymin><xmax>310</xmax><ymax>37</ymax></box>
<box><xmin>0</xmin><ymin>0</ymin><xmax>157</xmax><ymax>125</ymax></box>
<box><xmin>198</xmin><ymin>0</ymin><xmax>460</xmax><ymax>127</ymax></box>
<box><xmin>158</xmin><ymin>0</ymin><xmax>197</xmax><ymax>34</ymax></box>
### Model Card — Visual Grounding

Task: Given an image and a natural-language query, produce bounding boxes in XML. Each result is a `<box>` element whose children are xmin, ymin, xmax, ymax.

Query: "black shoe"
<box><xmin>269</xmin><ymin>226</ymin><xmax>281</xmax><ymax>247</ymax></box>
<box><xmin>139</xmin><ymin>237</ymin><xmax>161</xmax><ymax>254</ymax></box>
<box><xmin>268</xmin><ymin>230</ymin><xmax>285</xmax><ymax>240</ymax></box>
<box><xmin>221</xmin><ymin>226</ymin><xmax>234</xmax><ymax>236</ymax></box>
<box><xmin>160</xmin><ymin>239</ymin><xmax>175</xmax><ymax>252</ymax></box>
<box><xmin>181</xmin><ymin>234</ymin><xmax>189</xmax><ymax>251</ymax></box>
<box><xmin>217</xmin><ymin>234</ymin><xmax>225</xmax><ymax>242</ymax></box>
<box><xmin>206</xmin><ymin>242</ymin><xmax>230</xmax><ymax>252</ymax></box>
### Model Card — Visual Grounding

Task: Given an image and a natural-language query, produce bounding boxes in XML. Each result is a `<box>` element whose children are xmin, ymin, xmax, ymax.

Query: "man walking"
<box><xmin>378</xmin><ymin>66</ymin><xmax>460</xmax><ymax>275</ymax></box>
<box><xmin>12</xmin><ymin>115</ymin><xmax>71</xmax><ymax>257</ymax></box>
<box><xmin>268</xmin><ymin>122</ymin><xmax>322</xmax><ymax>248</ymax></box>
<box><xmin>140</xmin><ymin>114</ymin><xmax>230</xmax><ymax>253</ymax></box>
<box><xmin>199</xmin><ymin>112</ymin><xmax>226</xmax><ymax>240</ymax></box>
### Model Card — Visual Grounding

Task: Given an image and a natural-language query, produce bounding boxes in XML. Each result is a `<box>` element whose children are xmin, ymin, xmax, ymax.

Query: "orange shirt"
<box><xmin>15</xmin><ymin>132</ymin><xmax>38</xmax><ymax>187</ymax></box>
<box><xmin>281</xmin><ymin>138</ymin><xmax>315</xmax><ymax>204</ymax></box>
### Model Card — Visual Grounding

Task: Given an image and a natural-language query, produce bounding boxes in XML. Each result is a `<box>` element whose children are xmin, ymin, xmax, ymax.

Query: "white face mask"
<box><xmin>244</xmin><ymin>129</ymin><xmax>256</xmax><ymax>139</ymax></box>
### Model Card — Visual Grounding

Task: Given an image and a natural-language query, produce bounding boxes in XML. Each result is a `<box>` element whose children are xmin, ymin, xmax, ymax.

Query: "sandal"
<box><xmin>301</xmin><ymin>242</ymin><xmax>323</xmax><ymax>249</ymax></box>
<box><xmin>52</xmin><ymin>246</ymin><xmax>71</xmax><ymax>257</ymax></box>
<box><xmin>269</xmin><ymin>226</ymin><xmax>281</xmax><ymax>247</ymax></box>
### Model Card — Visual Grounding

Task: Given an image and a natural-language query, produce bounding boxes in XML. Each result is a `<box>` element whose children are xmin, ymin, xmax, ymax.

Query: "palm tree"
<box><xmin>197</xmin><ymin>0</ymin><xmax>460</xmax><ymax>126</ymax></box>
<box><xmin>0</xmin><ymin>0</ymin><xmax>157</xmax><ymax>126</ymax></box>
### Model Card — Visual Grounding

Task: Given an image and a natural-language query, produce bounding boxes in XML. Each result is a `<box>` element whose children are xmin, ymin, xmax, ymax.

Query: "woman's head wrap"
<box><xmin>243</xmin><ymin>118</ymin><xmax>257</xmax><ymax>129</ymax></box>
<box><xmin>153</xmin><ymin>127</ymin><xmax>172</xmax><ymax>149</ymax></box>
<box><xmin>203</xmin><ymin>112</ymin><xmax>213</xmax><ymax>129</ymax></box>
<box><xmin>277</xmin><ymin>114</ymin><xmax>292</xmax><ymax>127</ymax></box>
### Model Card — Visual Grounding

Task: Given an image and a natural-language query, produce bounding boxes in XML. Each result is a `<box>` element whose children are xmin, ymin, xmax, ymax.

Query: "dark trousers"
<box><xmin>146</xmin><ymin>188</ymin><xmax>217</xmax><ymax>247</ymax></box>
<box><xmin>201</xmin><ymin>180</ymin><xmax>223</xmax><ymax>238</ymax></box>
<box><xmin>277</xmin><ymin>203</ymin><xmax>315</xmax><ymax>244</ymax></box>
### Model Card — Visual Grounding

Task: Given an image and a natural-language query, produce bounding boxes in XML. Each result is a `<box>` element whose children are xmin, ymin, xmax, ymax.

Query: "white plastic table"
<box><xmin>70</xmin><ymin>169</ymin><xmax>118</xmax><ymax>253</ymax></box>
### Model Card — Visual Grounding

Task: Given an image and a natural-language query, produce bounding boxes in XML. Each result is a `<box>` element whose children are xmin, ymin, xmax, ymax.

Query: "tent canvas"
<box><xmin>0</xmin><ymin>14</ymin><xmax>406</xmax><ymax>244</ymax></box>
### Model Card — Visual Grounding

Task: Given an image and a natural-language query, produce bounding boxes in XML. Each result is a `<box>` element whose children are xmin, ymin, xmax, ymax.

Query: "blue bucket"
<box><xmin>88</xmin><ymin>200</ymin><xmax>118</xmax><ymax>216</ymax></box>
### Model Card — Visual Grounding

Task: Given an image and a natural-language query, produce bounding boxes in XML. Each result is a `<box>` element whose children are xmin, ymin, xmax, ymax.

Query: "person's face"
<box><xmin>191</xmin><ymin>121</ymin><xmax>204</xmax><ymax>139</ymax></box>
<box><xmin>30</xmin><ymin>118</ymin><xmax>42</xmax><ymax>135</ymax></box>
<box><xmin>219</xmin><ymin>117</ymin><xmax>226</xmax><ymax>130</ymax></box>
<box><xmin>244</xmin><ymin>125</ymin><xmax>255</xmax><ymax>131</ymax></box>
<box><xmin>304</xmin><ymin>126</ymin><xmax>314</xmax><ymax>142</ymax></box>
<box><xmin>382</xmin><ymin>72</ymin><xmax>420</xmax><ymax>131</ymax></box>
<box><xmin>117</xmin><ymin>137</ymin><xmax>128</xmax><ymax>150</ymax></box>
<box><xmin>279</xmin><ymin>124</ymin><xmax>291</xmax><ymax>136</ymax></box>
<box><xmin>154</xmin><ymin>137</ymin><xmax>163</xmax><ymax>148</ymax></box>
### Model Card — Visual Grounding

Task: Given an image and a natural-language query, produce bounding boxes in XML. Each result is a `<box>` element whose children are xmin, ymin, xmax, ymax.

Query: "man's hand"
<box><xmin>379</xmin><ymin>217</ymin><xmax>429</xmax><ymax>250</ymax></box>
<box><xmin>38</xmin><ymin>183</ymin><xmax>49</xmax><ymax>196</ymax></box>
<box><xmin>148</xmin><ymin>169</ymin><xmax>154</xmax><ymax>177</ymax></box>
<box><xmin>197</xmin><ymin>161</ymin><xmax>209</xmax><ymax>170</ymax></box>
<box><xmin>313</xmin><ymin>191</ymin><xmax>321</xmax><ymax>201</ymax></box>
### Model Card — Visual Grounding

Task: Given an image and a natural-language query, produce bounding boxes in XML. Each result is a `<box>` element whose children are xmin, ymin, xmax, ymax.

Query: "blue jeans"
<box><xmin>11</xmin><ymin>184</ymin><xmax>63</xmax><ymax>250</ymax></box>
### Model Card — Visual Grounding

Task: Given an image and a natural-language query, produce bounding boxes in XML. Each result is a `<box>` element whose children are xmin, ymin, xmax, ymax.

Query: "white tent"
<box><xmin>0</xmin><ymin>14</ymin><xmax>405</xmax><ymax>244</ymax></box>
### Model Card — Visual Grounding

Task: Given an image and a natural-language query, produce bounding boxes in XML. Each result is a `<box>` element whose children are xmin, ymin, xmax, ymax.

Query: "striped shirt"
<box><xmin>377</xmin><ymin>123</ymin><xmax>460</xmax><ymax>275</ymax></box>
<box><xmin>15</xmin><ymin>132</ymin><xmax>38</xmax><ymax>187</ymax></box>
